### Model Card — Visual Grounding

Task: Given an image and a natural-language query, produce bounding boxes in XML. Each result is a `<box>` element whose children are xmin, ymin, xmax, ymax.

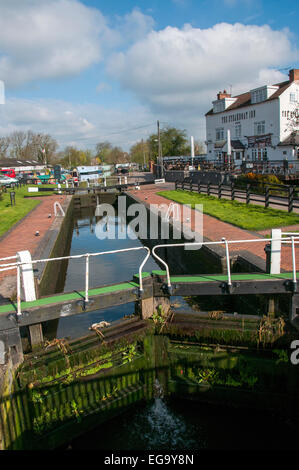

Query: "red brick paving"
<box><xmin>0</xmin><ymin>195</ymin><xmax>66</xmax><ymax>282</ymax></box>
<box><xmin>128</xmin><ymin>184</ymin><xmax>299</xmax><ymax>272</ymax></box>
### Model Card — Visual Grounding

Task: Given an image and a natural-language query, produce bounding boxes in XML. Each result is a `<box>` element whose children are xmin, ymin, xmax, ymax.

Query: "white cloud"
<box><xmin>113</xmin><ymin>8</ymin><xmax>156</xmax><ymax>45</ymax></box>
<box><xmin>0</xmin><ymin>98</ymin><xmax>157</xmax><ymax>151</ymax></box>
<box><xmin>107</xmin><ymin>22</ymin><xmax>298</xmax><ymax>114</ymax></box>
<box><xmin>0</xmin><ymin>0</ymin><xmax>110</xmax><ymax>87</ymax></box>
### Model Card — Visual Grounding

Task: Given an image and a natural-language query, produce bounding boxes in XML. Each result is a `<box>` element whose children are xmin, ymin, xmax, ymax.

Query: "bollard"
<box><xmin>10</xmin><ymin>191</ymin><xmax>16</xmax><ymax>206</ymax></box>
<box><xmin>246</xmin><ymin>184</ymin><xmax>250</xmax><ymax>205</ymax></box>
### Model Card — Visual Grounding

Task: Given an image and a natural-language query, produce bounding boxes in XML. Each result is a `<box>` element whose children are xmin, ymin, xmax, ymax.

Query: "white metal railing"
<box><xmin>152</xmin><ymin>236</ymin><xmax>299</xmax><ymax>293</ymax></box>
<box><xmin>1</xmin><ymin>235</ymin><xmax>299</xmax><ymax>317</ymax></box>
<box><xmin>0</xmin><ymin>255</ymin><xmax>18</xmax><ymax>262</ymax></box>
<box><xmin>0</xmin><ymin>246</ymin><xmax>150</xmax><ymax>316</ymax></box>
<box><xmin>270</xmin><ymin>229</ymin><xmax>299</xmax><ymax>275</ymax></box>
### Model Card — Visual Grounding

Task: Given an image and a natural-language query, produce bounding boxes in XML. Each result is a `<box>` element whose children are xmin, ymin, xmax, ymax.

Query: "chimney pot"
<box><xmin>289</xmin><ymin>69</ymin><xmax>299</xmax><ymax>82</ymax></box>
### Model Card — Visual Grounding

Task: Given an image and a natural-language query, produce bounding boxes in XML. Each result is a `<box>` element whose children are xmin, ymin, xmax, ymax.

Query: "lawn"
<box><xmin>157</xmin><ymin>190</ymin><xmax>299</xmax><ymax>231</ymax></box>
<box><xmin>0</xmin><ymin>185</ymin><xmax>57</xmax><ymax>237</ymax></box>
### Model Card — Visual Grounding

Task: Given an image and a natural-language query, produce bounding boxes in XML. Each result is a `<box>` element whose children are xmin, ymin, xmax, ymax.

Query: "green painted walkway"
<box><xmin>152</xmin><ymin>270</ymin><xmax>299</xmax><ymax>283</ymax></box>
<box><xmin>0</xmin><ymin>281</ymin><xmax>139</xmax><ymax>315</ymax></box>
<box><xmin>0</xmin><ymin>271</ymin><xmax>297</xmax><ymax>316</ymax></box>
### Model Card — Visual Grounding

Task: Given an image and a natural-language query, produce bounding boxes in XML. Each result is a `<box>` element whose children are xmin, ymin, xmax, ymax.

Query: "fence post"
<box><xmin>288</xmin><ymin>186</ymin><xmax>294</xmax><ymax>213</ymax></box>
<box><xmin>190</xmin><ymin>180</ymin><xmax>193</xmax><ymax>192</ymax></box>
<box><xmin>198</xmin><ymin>182</ymin><xmax>201</xmax><ymax>194</ymax></box>
<box><xmin>265</xmin><ymin>185</ymin><xmax>270</xmax><ymax>208</ymax></box>
<box><xmin>246</xmin><ymin>184</ymin><xmax>250</xmax><ymax>205</ymax></box>
<box><xmin>231</xmin><ymin>182</ymin><xmax>235</xmax><ymax>201</ymax></box>
<box><xmin>207</xmin><ymin>182</ymin><xmax>211</xmax><ymax>196</ymax></box>
<box><xmin>182</xmin><ymin>180</ymin><xmax>185</xmax><ymax>191</ymax></box>
<box><xmin>218</xmin><ymin>183</ymin><xmax>222</xmax><ymax>199</ymax></box>
<box><xmin>175</xmin><ymin>180</ymin><xmax>178</xmax><ymax>190</ymax></box>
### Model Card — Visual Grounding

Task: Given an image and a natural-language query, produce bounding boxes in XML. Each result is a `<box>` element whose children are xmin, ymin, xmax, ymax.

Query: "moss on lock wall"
<box><xmin>1</xmin><ymin>329</ymin><xmax>299</xmax><ymax>450</ymax></box>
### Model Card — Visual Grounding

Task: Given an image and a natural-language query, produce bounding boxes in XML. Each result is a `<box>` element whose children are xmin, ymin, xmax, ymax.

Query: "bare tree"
<box><xmin>0</xmin><ymin>136</ymin><xmax>10</xmax><ymax>159</ymax></box>
<box><xmin>9</xmin><ymin>131</ymin><xmax>26</xmax><ymax>159</ymax></box>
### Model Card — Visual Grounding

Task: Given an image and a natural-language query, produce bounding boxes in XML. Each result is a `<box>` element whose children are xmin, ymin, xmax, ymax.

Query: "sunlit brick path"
<box><xmin>0</xmin><ymin>195</ymin><xmax>67</xmax><ymax>285</ymax></box>
<box><xmin>127</xmin><ymin>184</ymin><xmax>299</xmax><ymax>273</ymax></box>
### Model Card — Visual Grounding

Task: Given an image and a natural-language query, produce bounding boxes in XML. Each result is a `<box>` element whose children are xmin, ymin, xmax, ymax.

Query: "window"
<box><xmin>215</xmin><ymin>128</ymin><xmax>224</xmax><ymax>141</ymax></box>
<box><xmin>290</xmin><ymin>93</ymin><xmax>296</xmax><ymax>103</ymax></box>
<box><xmin>213</xmin><ymin>101</ymin><xmax>225</xmax><ymax>113</ymax></box>
<box><xmin>252</xmin><ymin>149</ymin><xmax>257</xmax><ymax>161</ymax></box>
<box><xmin>235</xmin><ymin>123</ymin><xmax>241</xmax><ymax>138</ymax></box>
<box><xmin>263</xmin><ymin>149</ymin><xmax>268</xmax><ymax>161</ymax></box>
<box><xmin>254</xmin><ymin>121</ymin><xmax>265</xmax><ymax>135</ymax></box>
<box><xmin>251</xmin><ymin>88</ymin><xmax>267</xmax><ymax>104</ymax></box>
<box><xmin>235</xmin><ymin>152</ymin><xmax>241</xmax><ymax>160</ymax></box>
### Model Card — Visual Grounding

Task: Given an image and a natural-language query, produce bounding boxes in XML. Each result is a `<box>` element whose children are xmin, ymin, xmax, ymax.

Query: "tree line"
<box><xmin>0</xmin><ymin>126</ymin><xmax>206</xmax><ymax>168</ymax></box>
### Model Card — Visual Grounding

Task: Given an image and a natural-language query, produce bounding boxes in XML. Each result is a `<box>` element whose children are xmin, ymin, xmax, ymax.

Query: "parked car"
<box><xmin>0</xmin><ymin>175</ymin><xmax>18</xmax><ymax>187</ymax></box>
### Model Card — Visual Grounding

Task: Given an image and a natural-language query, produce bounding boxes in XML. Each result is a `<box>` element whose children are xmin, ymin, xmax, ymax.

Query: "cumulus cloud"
<box><xmin>107</xmin><ymin>22</ymin><xmax>298</xmax><ymax>113</ymax></box>
<box><xmin>113</xmin><ymin>8</ymin><xmax>156</xmax><ymax>45</ymax></box>
<box><xmin>0</xmin><ymin>0</ymin><xmax>110</xmax><ymax>87</ymax></box>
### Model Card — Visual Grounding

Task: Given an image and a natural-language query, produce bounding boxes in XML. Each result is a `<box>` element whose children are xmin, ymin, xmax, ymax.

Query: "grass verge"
<box><xmin>0</xmin><ymin>185</ymin><xmax>56</xmax><ymax>237</ymax></box>
<box><xmin>157</xmin><ymin>190</ymin><xmax>299</xmax><ymax>231</ymax></box>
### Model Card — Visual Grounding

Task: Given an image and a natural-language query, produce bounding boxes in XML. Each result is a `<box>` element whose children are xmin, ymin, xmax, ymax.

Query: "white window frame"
<box><xmin>235</xmin><ymin>122</ymin><xmax>241</xmax><ymax>138</ymax></box>
<box><xmin>215</xmin><ymin>128</ymin><xmax>224</xmax><ymax>141</ymax></box>
<box><xmin>254</xmin><ymin>121</ymin><xmax>265</xmax><ymax>136</ymax></box>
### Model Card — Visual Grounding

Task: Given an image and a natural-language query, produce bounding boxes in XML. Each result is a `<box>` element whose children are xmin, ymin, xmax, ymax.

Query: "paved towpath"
<box><xmin>127</xmin><ymin>183</ymin><xmax>299</xmax><ymax>273</ymax></box>
<box><xmin>0</xmin><ymin>195</ymin><xmax>67</xmax><ymax>296</ymax></box>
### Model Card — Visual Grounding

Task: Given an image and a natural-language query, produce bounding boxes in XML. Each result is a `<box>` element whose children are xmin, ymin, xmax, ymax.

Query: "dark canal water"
<box><xmin>56</xmin><ymin>200</ymin><xmax>297</xmax><ymax>452</ymax></box>
<box><xmin>56</xmin><ymin>204</ymin><xmax>194</xmax><ymax>339</ymax></box>
<box><xmin>69</xmin><ymin>397</ymin><xmax>297</xmax><ymax>451</ymax></box>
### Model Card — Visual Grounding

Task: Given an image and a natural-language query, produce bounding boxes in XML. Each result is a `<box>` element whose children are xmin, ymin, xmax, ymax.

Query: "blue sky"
<box><xmin>0</xmin><ymin>0</ymin><xmax>298</xmax><ymax>151</ymax></box>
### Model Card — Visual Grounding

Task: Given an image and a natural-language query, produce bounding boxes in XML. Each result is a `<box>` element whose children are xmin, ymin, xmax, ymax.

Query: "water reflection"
<box><xmin>57</xmin><ymin>206</ymin><xmax>160</xmax><ymax>339</ymax></box>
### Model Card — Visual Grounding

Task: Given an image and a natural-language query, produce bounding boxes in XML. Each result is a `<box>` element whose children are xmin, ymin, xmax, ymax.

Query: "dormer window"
<box><xmin>251</xmin><ymin>88</ymin><xmax>266</xmax><ymax>104</ymax></box>
<box><xmin>251</xmin><ymin>85</ymin><xmax>279</xmax><ymax>104</ymax></box>
<box><xmin>212</xmin><ymin>90</ymin><xmax>237</xmax><ymax>113</ymax></box>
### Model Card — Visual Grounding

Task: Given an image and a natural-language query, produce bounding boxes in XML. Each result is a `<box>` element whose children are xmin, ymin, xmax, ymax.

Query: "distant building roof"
<box><xmin>0</xmin><ymin>159</ymin><xmax>46</xmax><ymax>168</ymax></box>
<box><xmin>206</xmin><ymin>80</ymin><xmax>293</xmax><ymax>116</ymax></box>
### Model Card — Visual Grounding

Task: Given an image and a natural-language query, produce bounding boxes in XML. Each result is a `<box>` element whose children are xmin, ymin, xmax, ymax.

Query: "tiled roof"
<box><xmin>231</xmin><ymin>139</ymin><xmax>246</xmax><ymax>149</ymax></box>
<box><xmin>206</xmin><ymin>80</ymin><xmax>292</xmax><ymax>116</ymax></box>
<box><xmin>0</xmin><ymin>159</ymin><xmax>46</xmax><ymax>167</ymax></box>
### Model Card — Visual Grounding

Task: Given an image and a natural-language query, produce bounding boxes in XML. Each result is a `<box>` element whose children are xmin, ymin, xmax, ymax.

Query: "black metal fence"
<box><xmin>175</xmin><ymin>178</ymin><xmax>299</xmax><ymax>213</ymax></box>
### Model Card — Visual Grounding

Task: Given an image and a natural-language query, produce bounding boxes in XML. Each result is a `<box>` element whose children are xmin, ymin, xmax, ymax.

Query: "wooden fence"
<box><xmin>175</xmin><ymin>178</ymin><xmax>299</xmax><ymax>213</ymax></box>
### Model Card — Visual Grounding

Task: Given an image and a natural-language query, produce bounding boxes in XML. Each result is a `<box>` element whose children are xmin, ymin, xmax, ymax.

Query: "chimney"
<box><xmin>289</xmin><ymin>69</ymin><xmax>299</xmax><ymax>82</ymax></box>
<box><xmin>217</xmin><ymin>90</ymin><xmax>232</xmax><ymax>100</ymax></box>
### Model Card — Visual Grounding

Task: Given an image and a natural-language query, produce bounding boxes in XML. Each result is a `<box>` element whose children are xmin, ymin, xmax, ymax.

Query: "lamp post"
<box><xmin>155</xmin><ymin>120</ymin><xmax>164</xmax><ymax>179</ymax></box>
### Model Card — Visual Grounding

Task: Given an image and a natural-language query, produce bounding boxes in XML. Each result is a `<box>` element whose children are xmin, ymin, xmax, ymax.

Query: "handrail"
<box><xmin>152</xmin><ymin>236</ymin><xmax>299</xmax><ymax>293</ymax></box>
<box><xmin>0</xmin><ymin>246</ymin><xmax>151</xmax><ymax>315</ymax></box>
<box><xmin>2</xmin><ymin>235</ymin><xmax>299</xmax><ymax>317</ymax></box>
<box><xmin>0</xmin><ymin>255</ymin><xmax>17</xmax><ymax>262</ymax></box>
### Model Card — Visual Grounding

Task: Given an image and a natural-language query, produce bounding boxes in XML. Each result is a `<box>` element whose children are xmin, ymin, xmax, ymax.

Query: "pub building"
<box><xmin>205</xmin><ymin>69</ymin><xmax>299</xmax><ymax>166</ymax></box>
